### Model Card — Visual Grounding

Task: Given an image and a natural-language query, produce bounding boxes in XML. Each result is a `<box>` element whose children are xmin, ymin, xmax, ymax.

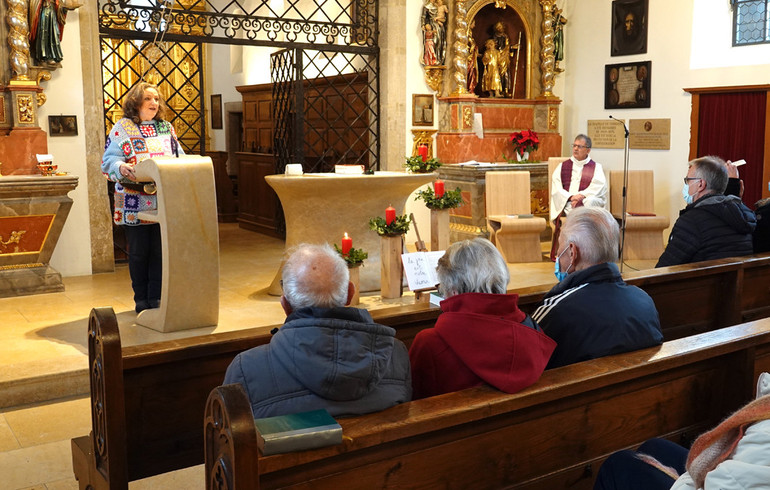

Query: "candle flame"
<box><xmin>344</xmin><ymin>232</ymin><xmax>349</xmax><ymax>238</ymax></box>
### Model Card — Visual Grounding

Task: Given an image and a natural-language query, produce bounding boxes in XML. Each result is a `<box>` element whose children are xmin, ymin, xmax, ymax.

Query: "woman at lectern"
<box><xmin>101</xmin><ymin>82</ymin><xmax>184</xmax><ymax>313</ymax></box>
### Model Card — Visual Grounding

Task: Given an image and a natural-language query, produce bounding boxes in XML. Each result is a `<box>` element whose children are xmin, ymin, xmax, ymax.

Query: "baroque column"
<box><xmin>450</xmin><ymin>0</ymin><xmax>469</xmax><ymax>96</ymax></box>
<box><xmin>539</xmin><ymin>0</ymin><xmax>557</xmax><ymax>98</ymax></box>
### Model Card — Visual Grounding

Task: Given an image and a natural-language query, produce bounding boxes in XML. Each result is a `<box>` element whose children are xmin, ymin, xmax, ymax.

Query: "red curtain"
<box><xmin>697</xmin><ymin>91</ymin><xmax>766</xmax><ymax>207</ymax></box>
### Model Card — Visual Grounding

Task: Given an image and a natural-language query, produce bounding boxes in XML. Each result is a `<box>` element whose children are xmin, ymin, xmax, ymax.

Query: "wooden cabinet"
<box><xmin>235</xmin><ymin>152</ymin><xmax>281</xmax><ymax>238</ymax></box>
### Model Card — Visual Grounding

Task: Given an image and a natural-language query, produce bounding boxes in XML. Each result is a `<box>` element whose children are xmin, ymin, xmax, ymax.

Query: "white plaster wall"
<box><xmin>561</xmin><ymin>0</ymin><xmax>770</xmax><ymax>241</ymax></box>
<box><xmin>44</xmin><ymin>11</ymin><xmax>92</xmax><ymax>277</ymax></box>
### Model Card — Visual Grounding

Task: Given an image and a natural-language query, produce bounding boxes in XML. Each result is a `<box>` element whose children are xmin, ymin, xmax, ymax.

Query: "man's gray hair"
<box><xmin>689</xmin><ymin>156</ymin><xmax>728</xmax><ymax>194</ymax></box>
<box><xmin>281</xmin><ymin>243</ymin><xmax>349</xmax><ymax>310</ymax></box>
<box><xmin>575</xmin><ymin>133</ymin><xmax>592</xmax><ymax>149</ymax></box>
<box><xmin>562</xmin><ymin>207</ymin><xmax>619</xmax><ymax>264</ymax></box>
<box><xmin>437</xmin><ymin>238</ymin><xmax>509</xmax><ymax>297</ymax></box>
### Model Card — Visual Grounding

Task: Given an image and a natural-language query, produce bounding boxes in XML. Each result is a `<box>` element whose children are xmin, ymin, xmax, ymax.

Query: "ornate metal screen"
<box><xmin>272</xmin><ymin>48</ymin><xmax>380</xmax><ymax>173</ymax></box>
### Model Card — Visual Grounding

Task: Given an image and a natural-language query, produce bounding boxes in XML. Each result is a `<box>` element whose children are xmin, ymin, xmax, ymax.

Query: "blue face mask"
<box><xmin>682</xmin><ymin>182</ymin><xmax>694</xmax><ymax>205</ymax></box>
<box><xmin>554</xmin><ymin>246</ymin><xmax>571</xmax><ymax>281</ymax></box>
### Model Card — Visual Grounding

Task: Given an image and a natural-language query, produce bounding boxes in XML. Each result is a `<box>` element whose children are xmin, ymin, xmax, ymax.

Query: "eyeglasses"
<box><xmin>572</xmin><ymin>144</ymin><xmax>590</xmax><ymax>149</ymax></box>
<box><xmin>683</xmin><ymin>177</ymin><xmax>702</xmax><ymax>184</ymax></box>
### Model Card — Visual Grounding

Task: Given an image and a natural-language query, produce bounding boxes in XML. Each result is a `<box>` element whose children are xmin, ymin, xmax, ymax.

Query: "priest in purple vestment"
<box><xmin>549</xmin><ymin>134</ymin><xmax>608</xmax><ymax>260</ymax></box>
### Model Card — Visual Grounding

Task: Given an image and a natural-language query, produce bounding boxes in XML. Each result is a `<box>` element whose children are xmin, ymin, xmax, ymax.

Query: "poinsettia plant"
<box><xmin>509</xmin><ymin>129</ymin><xmax>539</xmax><ymax>157</ymax></box>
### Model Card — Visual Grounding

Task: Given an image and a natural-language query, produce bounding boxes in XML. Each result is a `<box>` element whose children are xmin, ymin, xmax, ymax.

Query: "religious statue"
<box><xmin>481</xmin><ymin>39</ymin><xmax>502</xmax><ymax>98</ymax></box>
<box><xmin>553</xmin><ymin>5</ymin><xmax>568</xmax><ymax>72</ymax></box>
<box><xmin>28</xmin><ymin>0</ymin><xmax>83</xmax><ymax>67</ymax></box>
<box><xmin>466</xmin><ymin>19</ymin><xmax>479</xmax><ymax>93</ymax></box>
<box><xmin>492</xmin><ymin>22</ymin><xmax>513</xmax><ymax>97</ymax></box>
<box><xmin>422</xmin><ymin>24</ymin><xmax>438</xmax><ymax>66</ymax></box>
<box><xmin>421</xmin><ymin>0</ymin><xmax>448</xmax><ymax>66</ymax></box>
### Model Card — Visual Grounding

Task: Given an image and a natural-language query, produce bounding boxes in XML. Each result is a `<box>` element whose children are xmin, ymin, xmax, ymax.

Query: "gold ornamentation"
<box><xmin>449</xmin><ymin>222</ymin><xmax>486</xmax><ymax>234</ymax></box>
<box><xmin>494</xmin><ymin>0</ymin><xmax>506</xmax><ymax>7</ymax></box>
<box><xmin>16</xmin><ymin>94</ymin><xmax>34</xmax><ymax>124</ymax></box>
<box><xmin>411</xmin><ymin>129</ymin><xmax>437</xmax><ymax>157</ymax></box>
<box><xmin>530</xmin><ymin>191</ymin><xmax>548</xmax><ymax>214</ymax></box>
<box><xmin>424</xmin><ymin>66</ymin><xmax>445</xmax><ymax>94</ymax></box>
<box><xmin>539</xmin><ymin>0</ymin><xmax>557</xmax><ymax>98</ymax></box>
<box><xmin>6</xmin><ymin>0</ymin><xmax>30</xmax><ymax>80</ymax></box>
<box><xmin>548</xmin><ymin>106</ymin><xmax>558</xmax><ymax>130</ymax></box>
<box><xmin>450</xmin><ymin>0</ymin><xmax>469</xmax><ymax>96</ymax></box>
<box><xmin>0</xmin><ymin>230</ymin><xmax>26</xmax><ymax>253</ymax></box>
<box><xmin>36</xmin><ymin>93</ymin><xmax>46</xmax><ymax>107</ymax></box>
<box><xmin>0</xmin><ymin>262</ymin><xmax>42</xmax><ymax>270</ymax></box>
<box><xmin>463</xmin><ymin>106</ymin><xmax>473</xmax><ymax>129</ymax></box>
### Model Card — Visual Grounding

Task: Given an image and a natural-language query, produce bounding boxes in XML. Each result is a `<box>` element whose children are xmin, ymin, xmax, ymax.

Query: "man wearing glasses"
<box><xmin>549</xmin><ymin>134</ymin><xmax>608</xmax><ymax>260</ymax></box>
<box><xmin>656</xmin><ymin>156</ymin><xmax>755</xmax><ymax>267</ymax></box>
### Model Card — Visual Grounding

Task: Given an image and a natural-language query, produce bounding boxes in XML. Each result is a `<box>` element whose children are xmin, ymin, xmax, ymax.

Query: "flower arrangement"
<box><xmin>415</xmin><ymin>187</ymin><xmax>464</xmax><ymax>210</ymax></box>
<box><xmin>404</xmin><ymin>155</ymin><xmax>442</xmax><ymax>173</ymax></box>
<box><xmin>508</xmin><ymin>129</ymin><xmax>539</xmax><ymax>162</ymax></box>
<box><xmin>369</xmin><ymin>214</ymin><xmax>411</xmax><ymax>236</ymax></box>
<box><xmin>334</xmin><ymin>244</ymin><xmax>368</xmax><ymax>267</ymax></box>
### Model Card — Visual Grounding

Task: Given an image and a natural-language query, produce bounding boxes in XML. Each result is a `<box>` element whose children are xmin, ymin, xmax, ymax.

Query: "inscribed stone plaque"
<box><xmin>629</xmin><ymin>118</ymin><xmax>670</xmax><ymax>150</ymax></box>
<box><xmin>588</xmin><ymin>119</ymin><xmax>625</xmax><ymax>149</ymax></box>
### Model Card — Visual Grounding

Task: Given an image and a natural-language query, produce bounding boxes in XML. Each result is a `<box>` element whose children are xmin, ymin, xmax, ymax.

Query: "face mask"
<box><xmin>554</xmin><ymin>246</ymin><xmax>571</xmax><ymax>281</ymax></box>
<box><xmin>682</xmin><ymin>182</ymin><xmax>694</xmax><ymax>205</ymax></box>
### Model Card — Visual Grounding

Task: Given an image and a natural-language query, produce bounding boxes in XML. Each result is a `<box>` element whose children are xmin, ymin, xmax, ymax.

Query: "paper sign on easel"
<box><xmin>401</xmin><ymin>251</ymin><xmax>444</xmax><ymax>291</ymax></box>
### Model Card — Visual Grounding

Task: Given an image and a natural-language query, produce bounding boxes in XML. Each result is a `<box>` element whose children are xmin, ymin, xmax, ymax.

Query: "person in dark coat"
<box><xmin>532</xmin><ymin>207</ymin><xmax>662</xmax><ymax>369</ymax></box>
<box><xmin>408</xmin><ymin>238</ymin><xmax>556</xmax><ymax>399</ymax></box>
<box><xmin>224</xmin><ymin>243</ymin><xmax>411</xmax><ymax>418</ymax></box>
<box><xmin>656</xmin><ymin>156</ymin><xmax>756</xmax><ymax>267</ymax></box>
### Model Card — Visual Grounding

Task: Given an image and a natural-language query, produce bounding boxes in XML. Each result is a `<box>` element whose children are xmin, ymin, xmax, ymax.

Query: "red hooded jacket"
<box><xmin>409</xmin><ymin>292</ymin><xmax>556</xmax><ymax>399</ymax></box>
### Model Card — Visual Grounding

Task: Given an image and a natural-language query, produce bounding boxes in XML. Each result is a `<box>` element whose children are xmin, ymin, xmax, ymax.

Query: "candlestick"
<box><xmin>434</xmin><ymin>179</ymin><xmax>445</xmax><ymax>198</ymax></box>
<box><xmin>342</xmin><ymin>232</ymin><xmax>352</xmax><ymax>255</ymax></box>
<box><xmin>385</xmin><ymin>205</ymin><xmax>396</xmax><ymax>225</ymax></box>
<box><xmin>418</xmin><ymin>145</ymin><xmax>428</xmax><ymax>162</ymax></box>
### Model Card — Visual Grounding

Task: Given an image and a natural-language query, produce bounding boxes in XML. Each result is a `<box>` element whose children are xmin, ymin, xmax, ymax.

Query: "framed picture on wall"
<box><xmin>611</xmin><ymin>0</ymin><xmax>648</xmax><ymax>56</ymax></box>
<box><xmin>211</xmin><ymin>94</ymin><xmax>223</xmax><ymax>129</ymax></box>
<box><xmin>605</xmin><ymin>61</ymin><xmax>651</xmax><ymax>109</ymax></box>
<box><xmin>412</xmin><ymin>94</ymin><xmax>434</xmax><ymax>127</ymax></box>
<box><xmin>48</xmin><ymin>115</ymin><xmax>78</xmax><ymax>136</ymax></box>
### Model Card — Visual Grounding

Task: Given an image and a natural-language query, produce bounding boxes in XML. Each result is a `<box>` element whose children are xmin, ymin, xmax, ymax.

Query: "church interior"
<box><xmin>1</xmin><ymin>0</ymin><xmax>770</xmax><ymax>488</ymax></box>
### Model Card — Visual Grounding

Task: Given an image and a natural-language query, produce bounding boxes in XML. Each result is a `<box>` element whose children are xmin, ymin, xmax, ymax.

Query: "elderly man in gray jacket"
<box><xmin>224</xmin><ymin>243</ymin><xmax>412</xmax><ymax>418</ymax></box>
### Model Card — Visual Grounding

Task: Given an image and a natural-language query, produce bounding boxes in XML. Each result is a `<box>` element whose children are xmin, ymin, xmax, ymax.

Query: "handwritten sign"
<box><xmin>401</xmin><ymin>251</ymin><xmax>444</xmax><ymax>291</ymax></box>
<box><xmin>588</xmin><ymin>120</ymin><xmax>625</xmax><ymax>149</ymax></box>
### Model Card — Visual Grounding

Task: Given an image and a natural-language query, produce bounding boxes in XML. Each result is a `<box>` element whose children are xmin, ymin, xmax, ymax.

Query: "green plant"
<box><xmin>368</xmin><ymin>214</ymin><xmax>412</xmax><ymax>236</ymax></box>
<box><xmin>334</xmin><ymin>244</ymin><xmax>368</xmax><ymax>266</ymax></box>
<box><xmin>415</xmin><ymin>187</ymin><xmax>464</xmax><ymax>210</ymax></box>
<box><xmin>404</xmin><ymin>155</ymin><xmax>442</xmax><ymax>173</ymax></box>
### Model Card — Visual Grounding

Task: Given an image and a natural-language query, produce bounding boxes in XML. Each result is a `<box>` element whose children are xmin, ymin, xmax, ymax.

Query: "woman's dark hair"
<box><xmin>121</xmin><ymin>82</ymin><xmax>168</xmax><ymax>124</ymax></box>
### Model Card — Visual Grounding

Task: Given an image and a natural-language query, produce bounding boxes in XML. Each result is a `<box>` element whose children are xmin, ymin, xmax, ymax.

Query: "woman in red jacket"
<box><xmin>408</xmin><ymin>238</ymin><xmax>556</xmax><ymax>399</ymax></box>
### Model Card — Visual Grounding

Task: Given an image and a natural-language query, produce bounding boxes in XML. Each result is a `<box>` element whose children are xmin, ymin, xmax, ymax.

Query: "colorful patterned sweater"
<box><xmin>102</xmin><ymin>118</ymin><xmax>184</xmax><ymax>225</ymax></box>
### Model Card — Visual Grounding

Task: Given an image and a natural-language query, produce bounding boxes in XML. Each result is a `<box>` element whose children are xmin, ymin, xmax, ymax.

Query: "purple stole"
<box><xmin>550</xmin><ymin>159</ymin><xmax>597</xmax><ymax>261</ymax></box>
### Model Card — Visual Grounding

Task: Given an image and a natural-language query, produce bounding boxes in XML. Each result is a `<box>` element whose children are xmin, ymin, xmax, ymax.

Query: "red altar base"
<box><xmin>0</xmin><ymin>128</ymin><xmax>48</xmax><ymax>175</ymax></box>
<box><xmin>436</xmin><ymin>95</ymin><xmax>563</xmax><ymax>163</ymax></box>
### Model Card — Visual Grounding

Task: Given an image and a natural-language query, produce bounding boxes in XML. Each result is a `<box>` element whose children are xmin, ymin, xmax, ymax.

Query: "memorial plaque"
<box><xmin>588</xmin><ymin>119</ymin><xmax>625</xmax><ymax>149</ymax></box>
<box><xmin>630</xmin><ymin>118</ymin><xmax>670</xmax><ymax>150</ymax></box>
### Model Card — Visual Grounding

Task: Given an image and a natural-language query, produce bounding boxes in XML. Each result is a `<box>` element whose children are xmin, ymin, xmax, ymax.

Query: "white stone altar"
<box><xmin>265</xmin><ymin>171</ymin><xmax>436</xmax><ymax>295</ymax></box>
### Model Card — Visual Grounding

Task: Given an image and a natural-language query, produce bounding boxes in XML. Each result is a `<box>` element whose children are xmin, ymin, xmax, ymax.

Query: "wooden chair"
<box><xmin>486</xmin><ymin>171</ymin><xmax>546</xmax><ymax>262</ymax></box>
<box><xmin>609</xmin><ymin>170</ymin><xmax>670</xmax><ymax>260</ymax></box>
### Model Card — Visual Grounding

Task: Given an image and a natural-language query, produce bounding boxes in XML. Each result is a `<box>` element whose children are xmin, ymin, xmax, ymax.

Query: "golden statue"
<box><xmin>481</xmin><ymin>39</ymin><xmax>502</xmax><ymax>98</ymax></box>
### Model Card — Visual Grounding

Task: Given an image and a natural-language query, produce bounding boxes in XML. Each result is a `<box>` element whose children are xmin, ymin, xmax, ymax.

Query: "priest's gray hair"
<box><xmin>575</xmin><ymin>133</ymin><xmax>592</xmax><ymax>149</ymax></box>
<box><xmin>282</xmin><ymin>243</ymin><xmax>349</xmax><ymax>310</ymax></box>
<box><xmin>437</xmin><ymin>238</ymin><xmax>509</xmax><ymax>298</ymax></box>
<box><xmin>561</xmin><ymin>207</ymin><xmax>619</xmax><ymax>265</ymax></box>
<box><xmin>689</xmin><ymin>155</ymin><xmax>728</xmax><ymax>194</ymax></box>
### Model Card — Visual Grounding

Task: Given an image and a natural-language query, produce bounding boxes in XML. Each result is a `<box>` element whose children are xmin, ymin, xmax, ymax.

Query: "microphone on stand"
<box><xmin>608</xmin><ymin>115</ymin><xmax>630</xmax><ymax>273</ymax></box>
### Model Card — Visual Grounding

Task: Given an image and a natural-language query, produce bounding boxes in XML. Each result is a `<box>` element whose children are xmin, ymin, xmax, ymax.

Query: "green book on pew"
<box><xmin>254</xmin><ymin>409</ymin><xmax>343</xmax><ymax>456</ymax></box>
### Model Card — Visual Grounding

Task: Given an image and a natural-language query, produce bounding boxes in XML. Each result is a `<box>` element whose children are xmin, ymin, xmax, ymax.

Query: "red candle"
<box><xmin>342</xmin><ymin>233</ymin><xmax>352</xmax><ymax>255</ymax></box>
<box><xmin>385</xmin><ymin>205</ymin><xmax>396</xmax><ymax>225</ymax></box>
<box><xmin>418</xmin><ymin>145</ymin><xmax>428</xmax><ymax>162</ymax></box>
<box><xmin>434</xmin><ymin>179</ymin><xmax>445</xmax><ymax>198</ymax></box>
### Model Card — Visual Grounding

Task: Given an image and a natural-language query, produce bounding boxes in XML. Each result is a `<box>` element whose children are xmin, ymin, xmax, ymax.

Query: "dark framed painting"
<box><xmin>210</xmin><ymin>94</ymin><xmax>223</xmax><ymax>129</ymax></box>
<box><xmin>605</xmin><ymin>61</ymin><xmax>651</xmax><ymax>109</ymax></box>
<box><xmin>48</xmin><ymin>115</ymin><xmax>78</xmax><ymax>136</ymax></box>
<box><xmin>412</xmin><ymin>94</ymin><xmax>434</xmax><ymax>127</ymax></box>
<box><xmin>611</xmin><ymin>0</ymin><xmax>648</xmax><ymax>56</ymax></box>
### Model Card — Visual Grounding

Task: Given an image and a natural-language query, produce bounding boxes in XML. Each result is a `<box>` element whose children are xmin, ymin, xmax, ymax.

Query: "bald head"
<box><xmin>281</xmin><ymin>243</ymin><xmax>350</xmax><ymax>310</ymax></box>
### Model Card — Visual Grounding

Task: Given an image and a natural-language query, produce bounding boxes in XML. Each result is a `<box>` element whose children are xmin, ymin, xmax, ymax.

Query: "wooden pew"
<box><xmin>205</xmin><ymin>318</ymin><xmax>770</xmax><ymax>490</ymax></box>
<box><xmin>71</xmin><ymin>254</ymin><xmax>770</xmax><ymax>489</ymax></box>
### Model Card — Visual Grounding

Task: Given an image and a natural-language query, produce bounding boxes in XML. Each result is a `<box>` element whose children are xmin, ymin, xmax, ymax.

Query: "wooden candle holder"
<box><xmin>380</xmin><ymin>235</ymin><xmax>404</xmax><ymax>299</ymax></box>
<box><xmin>430</xmin><ymin>208</ymin><xmax>450</xmax><ymax>252</ymax></box>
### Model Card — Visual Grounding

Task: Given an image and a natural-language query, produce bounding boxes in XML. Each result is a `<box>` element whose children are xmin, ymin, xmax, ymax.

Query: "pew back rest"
<box><xmin>205</xmin><ymin>318</ymin><xmax>770</xmax><ymax>490</ymax></box>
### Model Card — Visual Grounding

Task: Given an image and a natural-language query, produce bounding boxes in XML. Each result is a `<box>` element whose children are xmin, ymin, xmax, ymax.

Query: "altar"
<box><xmin>265</xmin><ymin>172</ymin><xmax>436</xmax><ymax>295</ymax></box>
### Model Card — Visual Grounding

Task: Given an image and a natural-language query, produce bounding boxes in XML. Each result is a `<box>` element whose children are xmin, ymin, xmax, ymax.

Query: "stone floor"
<box><xmin>0</xmin><ymin>223</ymin><xmax>655</xmax><ymax>489</ymax></box>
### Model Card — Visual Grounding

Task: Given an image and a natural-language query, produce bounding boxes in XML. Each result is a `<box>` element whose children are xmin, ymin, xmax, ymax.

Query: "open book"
<box><xmin>254</xmin><ymin>409</ymin><xmax>343</xmax><ymax>456</ymax></box>
<box><xmin>401</xmin><ymin>251</ymin><xmax>444</xmax><ymax>292</ymax></box>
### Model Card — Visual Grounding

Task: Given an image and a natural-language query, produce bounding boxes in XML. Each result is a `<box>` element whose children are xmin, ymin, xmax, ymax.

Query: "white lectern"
<box><xmin>133</xmin><ymin>156</ymin><xmax>219</xmax><ymax>332</ymax></box>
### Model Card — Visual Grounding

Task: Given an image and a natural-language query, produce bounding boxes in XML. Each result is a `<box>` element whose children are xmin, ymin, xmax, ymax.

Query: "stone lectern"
<box><xmin>132</xmin><ymin>156</ymin><xmax>219</xmax><ymax>332</ymax></box>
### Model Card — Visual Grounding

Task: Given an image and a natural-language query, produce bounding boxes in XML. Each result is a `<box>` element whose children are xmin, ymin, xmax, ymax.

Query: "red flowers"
<box><xmin>509</xmin><ymin>129</ymin><xmax>539</xmax><ymax>156</ymax></box>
